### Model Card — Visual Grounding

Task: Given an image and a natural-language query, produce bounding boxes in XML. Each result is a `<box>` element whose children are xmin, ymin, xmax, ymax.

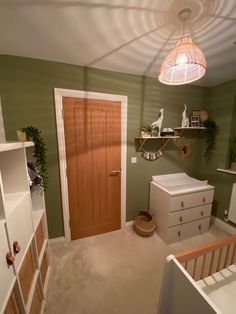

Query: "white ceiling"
<box><xmin>0</xmin><ymin>0</ymin><xmax>236</xmax><ymax>87</ymax></box>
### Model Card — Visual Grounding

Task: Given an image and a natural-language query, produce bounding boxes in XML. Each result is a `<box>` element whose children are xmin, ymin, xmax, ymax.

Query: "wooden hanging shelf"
<box><xmin>135</xmin><ymin>136</ymin><xmax>180</xmax><ymax>152</ymax></box>
<box><xmin>174</xmin><ymin>127</ymin><xmax>206</xmax><ymax>137</ymax></box>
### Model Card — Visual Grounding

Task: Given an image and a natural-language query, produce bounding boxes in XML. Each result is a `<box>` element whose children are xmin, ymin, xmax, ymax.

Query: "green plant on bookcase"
<box><xmin>203</xmin><ymin>119</ymin><xmax>218</xmax><ymax>161</ymax></box>
<box><xmin>20</xmin><ymin>126</ymin><xmax>48</xmax><ymax>190</ymax></box>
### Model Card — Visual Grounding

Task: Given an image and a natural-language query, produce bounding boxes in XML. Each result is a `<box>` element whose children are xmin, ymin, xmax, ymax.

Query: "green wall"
<box><xmin>200</xmin><ymin>80</ymin><xmax>236</xmax><ymax>220</ymax></box>
<box><xmin>0</xmin><ymin>55</ymin><xmax>218</xmax><ymax>239</ymax></box>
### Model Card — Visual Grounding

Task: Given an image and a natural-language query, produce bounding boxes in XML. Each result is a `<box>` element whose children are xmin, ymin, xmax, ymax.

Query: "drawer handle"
<box><xmin>201</xmin><ymin>211</ymin><xmax>204</xmax><ymax>216</ymax></box>
<box><xmin>6</xmin><ymin>253</ymin><xmax>15</xmax><ymax>266</ymax></box>
<box><xmin>202</xmin><ymin>197</ymin><xmax>206</xmax><ymax>203</ymax></box>
<box><xmin>179</xmin><ymin>216</ymin><xmax>183</xmax><ymax>222</ymax></box>
<box><xmin>181</xmin><ymin>201</ymin><xmax>184</xmax><ymax>208</ymax></box>
<box><xmin>13</xmin><ymin>241</ymin><xmax>21</xmax><ymax>254</ymax></box>
<box><xmin>198</xmin><ymin>224</ymin><xmax>202</xmax><ymax>230</ymax></box>
<box><xmin>178</xmin><ymin>230</ymin><xmax>181</xmax><ymax>237</ymax></box>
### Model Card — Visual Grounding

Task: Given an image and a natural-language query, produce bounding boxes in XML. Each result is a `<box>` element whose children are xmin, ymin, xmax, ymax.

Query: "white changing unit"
<box><xmin>149</xmin><ymin>173</ymin><xmax>215</xmax><ymax>243</ymax></box>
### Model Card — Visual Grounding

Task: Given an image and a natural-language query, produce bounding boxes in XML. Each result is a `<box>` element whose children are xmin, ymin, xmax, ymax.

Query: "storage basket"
<box><xmin>133</xmin><ymin>210</ymin><xmax>156</xmax><ymax>237</ymax></box>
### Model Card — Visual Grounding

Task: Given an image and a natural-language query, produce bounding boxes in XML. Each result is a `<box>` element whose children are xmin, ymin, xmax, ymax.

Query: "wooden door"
<box><xmin>63</xmin><ymin>97</ymin><xmax>121</xmax><ymax>240</ymax></box>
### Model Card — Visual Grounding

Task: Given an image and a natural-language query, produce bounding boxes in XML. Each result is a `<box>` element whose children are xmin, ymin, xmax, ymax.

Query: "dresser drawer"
<box><xmin>167</xmin><ymin>217</ymin><xmax>210</xmax><ymax>243</ymax></box>
<box><xmin>169</xmin><ymin>189</ymin><xmax>214</xmax><ymax>212</ymax></box>
<box><xmin>168</xmin><ymin>204</ymin><xmax>212</xmax><ymax>227</ymax></box>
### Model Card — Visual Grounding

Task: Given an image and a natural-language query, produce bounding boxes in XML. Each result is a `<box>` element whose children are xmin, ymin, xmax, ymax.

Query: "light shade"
<box><xmin>158</xmin><ymin>36</ymin><xmax>206</xmax><ymax>85</ymax></box>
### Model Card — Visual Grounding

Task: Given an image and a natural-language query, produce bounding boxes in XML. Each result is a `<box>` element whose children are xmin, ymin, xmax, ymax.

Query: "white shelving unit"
<box><xmin>0</xmin><ymin>142</ymin><xmax>50</xmax><ymax>314</ymax></box>
<box><xmin>217</xmin><ymin>168</ymin><xmax>236</xmax><ymax>176</ymax></box>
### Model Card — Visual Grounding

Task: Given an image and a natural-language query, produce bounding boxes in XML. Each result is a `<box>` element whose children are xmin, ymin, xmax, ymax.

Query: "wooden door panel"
<box><xmin>63</xmin><ymin>97</ymin><xmax>121</xmax><ymax>239</ymax></box>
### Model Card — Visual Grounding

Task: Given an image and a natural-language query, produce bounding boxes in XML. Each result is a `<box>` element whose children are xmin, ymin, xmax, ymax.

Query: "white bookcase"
<box><xmin>0</xmin><ymin>142</ymin><xmax>50</xmax><ymax>314</ymax></box>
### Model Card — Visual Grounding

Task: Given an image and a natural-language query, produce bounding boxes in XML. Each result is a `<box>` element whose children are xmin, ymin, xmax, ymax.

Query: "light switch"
<box><xmin>131</xmin><ymin>157</ymin><xmax>137</xmax><ymax>164</ymax></box>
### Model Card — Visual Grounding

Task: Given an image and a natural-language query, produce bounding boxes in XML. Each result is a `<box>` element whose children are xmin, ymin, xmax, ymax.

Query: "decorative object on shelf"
<box><xmin>181</xmin><ymin>104</ymin><xmax>189</xmax><ymax>127</ymax></box>
<box><xmin>27</xmin><ymin>161</ymin><xmax>42</xmax><ymax>188</ymax></box>
<box><xmin>158</xmin><ymin>8</ymin><xmax>206</xmax><ymax>86</ymax></box>
<box><xmin>151</xmin><ymin>108</ymin><xmax>164</xmax><ymax>136</ymax></box>
<box><xmin>192</xmin><ymin>110</ymin><xmax>208</xmax><ymax>126</ymax></box>
<box><xmin>133</xmin><ymin>210</ymin><xmax>156</xmax><ymax>237</ymax></box>
<box><xmin>199</xmin><ymin>110</ymin><xmax>208</xmax><ymax>126</ymax></box>
<box><xmin>142</xmin><ymin>150</ymin><xmax>162</xmax><ymax>161</ymax></box>
<box><xmin>230</xmin><ymin>136</ymin><xmax>236</xmax><ymax>171</ymax></box>
<box><xmin>161</xmin><ymin>128</ymin><xmax>175</xmax><ymax>137</ymax></box>
<box><xmin>178</xmin><ymin>141</ymin><xmax>192</xmax><ymax>160</ymax></box>
<box><xmin>203</xmin><ymin>119</ymin><xmax>218</xmax><ymax>161</ymax></box>
<box><xmin>17</xmin><ymin>130</ymin><xmax>27</xmax><ymax>141</ymax></box>
<box><xmin>190</xmin><ymin>115</ymin><xmax>200</xmax><ymax>127</ymax></box>
<box><xmin>20</xmin><ymin>126</ymin><xmax>48</xmax><ymax>190</ymax></box>
<box><xmin>140</xmin><ymin>123</ymin><xmax>158</xmax><ymax>137</ymax></box>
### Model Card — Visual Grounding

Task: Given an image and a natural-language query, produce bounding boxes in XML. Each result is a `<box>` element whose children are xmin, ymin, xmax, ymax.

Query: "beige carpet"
<box><xmin>44</xmin><ymin>225</ymin><xmax>229</xmax><ymax>314</ymax></box>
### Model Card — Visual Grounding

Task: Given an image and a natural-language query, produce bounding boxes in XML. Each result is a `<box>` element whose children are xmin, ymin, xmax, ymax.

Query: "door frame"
<box><xmin>54</xmin><ymin>88</ymin><xmax>127</xmax><ymax>241</ymax></box>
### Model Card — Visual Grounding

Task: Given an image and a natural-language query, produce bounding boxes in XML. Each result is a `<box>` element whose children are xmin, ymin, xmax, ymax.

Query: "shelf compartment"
<box><xmin>35</xmin><ymin>219</ymin><xmax>45</xmax><ymax>258</ymax></box>
<box><xmin>29</xmin><ymin>276</ymin><xmax>43</xmax><ymax>314</ymax></box>
<box><xmin>4</xmin><ymin>192</ymin><xmax>29</xmax><ymax>218</ymax></box>
<box><xmin>4</xmin><ymin>285</ymin><xmax>20</xmax><ymax>314</ymax></box>
<box><xmin>0</xmin><ymin>223</ymin><xmax>16</xmax><ymax>314</ymax></box>
<box><xmin>0</xmin><ymin>148</ymin><xmax>29</xmax><ymax>194</ymax></box>
<box><xmin>6</xmin><ymin>204</ymin><xmax>34</xmax><ymax>273</ymax></box>
<box><xmin>40</xmin><ymin>249</ymin><xmax>49</xmax><ymax>287</ymax></box>
<box><xmin>38</xmin><ymin>240</ymin><xmax>48</xmax><ymax>267</ymax></box>
<box><xmin>25</xmin><ymin>270</ymin><xmax>42</xmax><ymax>314</ymax></box>
<box><xmin>32</xmin><ymin>210</ymin><xmax>44</xmax><ymax>231</ymax></box>
<box><xmin>18</xmin><ymin>243</ymin><xmax>36</xmax><ymax>306</ymax></box>
<box><xmin>31</xmin><ymin>186</ymin><xmax>45</xmax><ymax>212</ymax></box>
<box><xmin>217</xmin><ymin>168</ymin><xmax>236</xmax><ymax>176</ymax></box>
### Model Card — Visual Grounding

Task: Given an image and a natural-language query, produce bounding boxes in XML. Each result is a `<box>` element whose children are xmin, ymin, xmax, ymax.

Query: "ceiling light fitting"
<box><xmin>158</xmin><ymin>8</ymin><xmax>206</xmax><ymax>86</ymax></box>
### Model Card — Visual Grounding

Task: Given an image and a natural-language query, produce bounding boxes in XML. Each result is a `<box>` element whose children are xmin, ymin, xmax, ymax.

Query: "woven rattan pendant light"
<box><xmin>158</xmin><ymin>8</ymin><xmax>206</xmax><ymax>85</ymax></box>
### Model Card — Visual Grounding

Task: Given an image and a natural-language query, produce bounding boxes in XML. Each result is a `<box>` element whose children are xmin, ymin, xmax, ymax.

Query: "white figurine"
<box><xmin>181</xmin><ymin>104</ymin><xmax>189</xmax><ymax>127</ymax></box>
<box><xmin>151</xmin><ymin>108</ymin><xmax>164</xmax><ymax>136</ymax></box>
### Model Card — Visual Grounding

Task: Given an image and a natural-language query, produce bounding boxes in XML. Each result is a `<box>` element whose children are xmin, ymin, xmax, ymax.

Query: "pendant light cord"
<box><xmin>182</xmin><ymin>18</ymin><xmax>185</xmax><ymax>37</ymax></box>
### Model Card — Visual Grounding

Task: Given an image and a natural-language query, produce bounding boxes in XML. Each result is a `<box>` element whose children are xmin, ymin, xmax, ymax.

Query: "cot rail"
<box><xmin>175</xmin><ymin>233</ymin><xmax>236</xmax><ymax>280</ymax></box>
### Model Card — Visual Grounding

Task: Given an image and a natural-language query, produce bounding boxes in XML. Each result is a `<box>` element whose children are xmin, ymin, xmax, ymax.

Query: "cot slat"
<box><xmin>200</xmin><ymin>255</ymin><xmax>206</xmax><ymax>279</ymax></box>
<box><xmin>224</xmin><ymin>244</ymin><xmax>231</xmax><ymax>268</ymax></box>
<box><xmin>209</xmin><ymin>251</ymin><xmax>215</xmax><ymax>276</ymax></box>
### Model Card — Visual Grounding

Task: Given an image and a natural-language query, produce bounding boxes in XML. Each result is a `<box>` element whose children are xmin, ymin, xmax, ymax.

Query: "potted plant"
<box><xmin>230</xmin><ymin>136</ymin><xmax>236</xmax><ymax>171</ymax></box>
<box><xmin>20</xmin><ymin>126</ymin><xmax>48</xmax><ymax>190</ymax></box>
<box><xmin>141</xmin><ymin>123</ymin><xmax>159</xmax><ymax>137</ymax></box>
<box><xmin>203</xmin><ymin>119</ymin><xmax>218</xmax><ymax>161</ymax></box>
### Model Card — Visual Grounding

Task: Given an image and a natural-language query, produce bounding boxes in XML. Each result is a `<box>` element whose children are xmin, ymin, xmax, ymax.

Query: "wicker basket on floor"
<box><xmin>133</xmin><ymin>210</ymin><xmax>156</xmax><ymax>237</ymax></box>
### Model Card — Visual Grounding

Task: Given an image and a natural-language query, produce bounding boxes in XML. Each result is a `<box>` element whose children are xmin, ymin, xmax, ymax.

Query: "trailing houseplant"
<box><xmin>20</xmin><ymin>126</ymin><xmax>48</xmax><ymax>190</ymax></box>
<box><xmin>230</xmin><ymin>136</ymin><xmax>236</xmax><ymax>171</ymax></box>
<box><xmin>203</xmin><ymin>119</ymin><xmax>218</xmax><ymax>161</ymax></box>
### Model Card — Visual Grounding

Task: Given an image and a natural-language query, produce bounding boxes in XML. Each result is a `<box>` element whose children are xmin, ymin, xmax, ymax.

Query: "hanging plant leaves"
<box><xmin>203</xmin><ymin>119</ymin><xmax>218</xmax><ymax>161</ymax></box>
<box><xmin>21</xmin><ymin>126</ymin><xmax>48</xmax><ymax>190</ymax></box>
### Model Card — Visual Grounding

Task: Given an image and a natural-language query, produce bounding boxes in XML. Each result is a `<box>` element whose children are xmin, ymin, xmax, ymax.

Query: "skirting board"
<box><xmin>48</xmin><ymin>236</ymin><xmax>65</xmax><ymax>244</ymax></box>
<box><xmin>211</xmin><ymin>216</ymin><xmax>236</xmax><ymax>235</ymax></box>
<box><xmin>126</xmin><ymin>220</ymin><xmax>134</xmax><ymax>227</ymax></box>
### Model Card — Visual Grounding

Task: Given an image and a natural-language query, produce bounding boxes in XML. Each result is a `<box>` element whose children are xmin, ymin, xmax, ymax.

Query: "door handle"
<box><xmin>110</xmin><ymin>169</ymin><xmax>122</xmax><ymax>176</ymax></box>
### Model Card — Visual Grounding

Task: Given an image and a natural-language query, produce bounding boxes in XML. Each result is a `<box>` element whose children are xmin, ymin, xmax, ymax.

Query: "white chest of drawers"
<box><xmin>149</xmin><ymin>181</ymin><xmax>215</xmax><ymax>243</ymax></box>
